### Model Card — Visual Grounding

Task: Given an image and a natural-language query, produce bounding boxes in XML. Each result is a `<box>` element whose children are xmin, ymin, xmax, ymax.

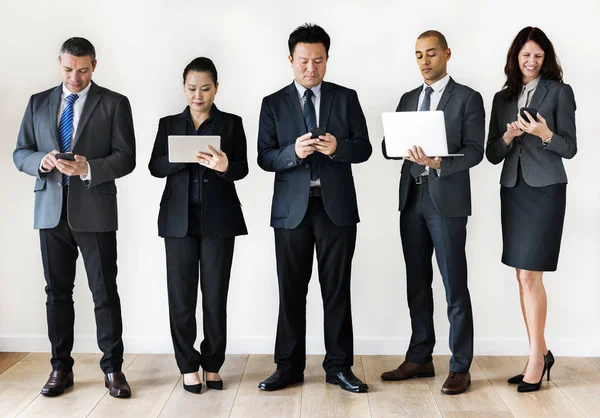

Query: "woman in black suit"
<box><xmin>149</xmin><ymin>57</ymin><xmax>248</xmax><ymax>393</ymax></box>
<box><xmin>486</xmin><ymin>27</ymin><xmax>576</xmax><ymax>392</ymax></box>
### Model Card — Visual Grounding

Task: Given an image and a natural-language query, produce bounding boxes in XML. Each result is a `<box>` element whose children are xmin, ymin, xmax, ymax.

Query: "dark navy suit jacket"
<box><xmin>257</xmin><ymin>81</ymin><xmax>372</xmax><ymax>229</ymax></box>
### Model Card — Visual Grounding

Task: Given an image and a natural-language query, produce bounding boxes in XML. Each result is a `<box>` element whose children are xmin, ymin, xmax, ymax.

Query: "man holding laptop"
<box><xmin>381</xmin><ymin>30</ymin><xmax>485</xmax><ymax>395</ymax></box>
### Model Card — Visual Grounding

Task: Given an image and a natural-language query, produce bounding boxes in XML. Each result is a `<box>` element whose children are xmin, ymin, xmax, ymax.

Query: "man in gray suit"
<box><xmin>380</xmin><ymin>30</ymin><xmax>485</xmax><ymax>394</ymax></box>
<box><xmin>13</xmin><ymin>37</ymin><xmax>135</xmax><ymax>398</ymax></box>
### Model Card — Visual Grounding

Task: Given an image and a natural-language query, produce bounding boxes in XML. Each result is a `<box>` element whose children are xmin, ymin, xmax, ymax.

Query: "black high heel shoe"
<box><xmin>203</xmin><ymin>370</ymin><xmax>223</xmax><ymax>390</ymax></box>
<box><xmin>182</xmin><ymin>373</ymin><xmax>202</xmax><ymax>394</ymax></box>
<box><xmin>517</xmin><ymin>352</ymin><xmax>551</xmax><ymax>393</ymax></box>
<box><xmin>507</xmin><ymin>373</ymin><xmax>524</xmax><ymax>384</ymax></box>
<box><xmin>545</xmin><ymin>350</ymin><xmax>555</xmax><ymax>382</ymax></box>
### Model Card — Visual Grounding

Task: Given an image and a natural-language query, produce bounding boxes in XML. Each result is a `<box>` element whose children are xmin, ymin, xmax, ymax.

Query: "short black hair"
<box><xmin>417</xmin><ymin>30</ymin><xmax>448</xmax><ymax>50</ymax></box>
<box><xmin>59</xmin><ymin>37</ymin><xmax>96</xmax><ymax>61</ymax></box>
<box><xmin>183</xmin><ymin>57</ymin><xmax>218</xmax><ymax>84</ymax></box>
<box><xmin>288</xmin><ymin>23</ymin><xmax>331</xmax><ymax>57</ymax></box>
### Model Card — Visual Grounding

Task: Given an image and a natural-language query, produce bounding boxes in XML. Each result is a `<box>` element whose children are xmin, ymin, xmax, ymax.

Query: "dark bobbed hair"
<box><xmin>288</xmin><ymin>23</ymin><xmax>331</xmax><ymax>57</ymax></box>
<box><xmin>503</xmin><ymin>27</ymin><xmax>563</xmax><ymax>98</ymax></box>
<box><xmin>417</xmin><ymin>30</ymin><xmax>448</xmax><ymax>50</ymax></box>
<box><xmin>183</xmin><ymin>57</ymin><xmax>218</xmax><ymax>84</ymax></box>
<box><xmin>60</xmin><ymin>37</ymin><xmax>96</xmax><ymax>61</ymax></box>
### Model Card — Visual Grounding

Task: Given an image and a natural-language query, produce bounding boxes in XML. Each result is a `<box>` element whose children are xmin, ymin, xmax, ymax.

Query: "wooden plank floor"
<box><xmin>0</xmin><ymin>353</ymin><xmax>598</xmax><ymax>417</ymax></box>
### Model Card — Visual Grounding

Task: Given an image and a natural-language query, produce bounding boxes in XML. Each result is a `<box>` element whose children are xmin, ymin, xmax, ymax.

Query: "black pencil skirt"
<box><xmin>500</xmin><ymin>170</ymin><xmax>567</xmax><ymax>272</ymax></box>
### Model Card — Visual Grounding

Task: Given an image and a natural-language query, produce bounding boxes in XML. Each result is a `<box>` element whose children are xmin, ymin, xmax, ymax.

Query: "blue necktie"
<box><xmin>58</xmin><ymin>93</ymin><xmax>79</xmax><ymax>185</ymax></box>
<box><xmin>410</xmin><ymin>86</ymin><xmax>434</xmax><ymax>179</ymax></box>
<box><xmin>303</xmin><ymin>89</ymin><xmax>319</xmax><ymax>181</ymax></box>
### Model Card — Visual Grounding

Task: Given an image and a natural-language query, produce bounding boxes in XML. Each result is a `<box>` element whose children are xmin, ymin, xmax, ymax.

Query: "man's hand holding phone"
<box><xmin>310</xmin><ymin>126</ymin><xmax>337</xmax><ymax>156</ymax></box>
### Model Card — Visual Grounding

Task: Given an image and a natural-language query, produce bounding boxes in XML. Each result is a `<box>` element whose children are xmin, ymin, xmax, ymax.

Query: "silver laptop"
<box><xmin>168</xmin><ymin>135</ymin><xmax>221</xmax><ymax>163</ymax></box>
<box><xmin>382</xmin><ymin>111</ymin><xmax>463</xmax><ymax>158</ymax></box>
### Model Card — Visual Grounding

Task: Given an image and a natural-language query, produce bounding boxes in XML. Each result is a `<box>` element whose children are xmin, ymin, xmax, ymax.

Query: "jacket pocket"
<box><xmin>34</xmin><ymin>178</ymin><xmax>46</xmax><ymax>192</ymax></box>
<box><xmin>92</xmin><ymin>182</ymin><xmax>117</xmax><ymax>194</ymax></box>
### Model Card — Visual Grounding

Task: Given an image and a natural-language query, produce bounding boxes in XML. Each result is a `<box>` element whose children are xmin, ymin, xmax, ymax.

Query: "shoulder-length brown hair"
<box><xmin>503</xmin><ymin>27</ymin><xmax>563</xmax><ymax>99</ymax></box>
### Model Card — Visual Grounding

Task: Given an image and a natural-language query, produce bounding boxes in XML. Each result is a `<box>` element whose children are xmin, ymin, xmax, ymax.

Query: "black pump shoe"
<box><xmin>182</xmin><ymin>374</ymin><xmax>202</xmax><ymax>394</ymax></box>
<box><xmin>517</xmin><ymin>352</ymin><xmax>552</xmax><ymax>393</ymax></box>
<box><xmin>203</xmin><ymin>370</ymin><xmax>223</xmax><ymax>390</ymax></box>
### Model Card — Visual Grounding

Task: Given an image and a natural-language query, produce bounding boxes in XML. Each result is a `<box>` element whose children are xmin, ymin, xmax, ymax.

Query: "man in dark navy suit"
<box><xmin>380</xmin><ymin>30</ymin><xmax>485</xmax><ymax>395</ymax></box>
<box><xmin>257</xmin><ymin>23</ymin><xmax>372</xmax><ymax>393</ymax></box>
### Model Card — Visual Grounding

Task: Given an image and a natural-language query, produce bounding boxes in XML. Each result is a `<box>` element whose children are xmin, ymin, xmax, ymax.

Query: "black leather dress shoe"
<box><xmin>105</xmin><ymin>372</ymin><xmax>132</xmax><ymax>398</ymax></box>
<box><xmin>326</xmin><ymin>370</ymin><xmax>369</xmax><ymax>393</ymax></box>
<box><xmin>41</xmin><ymin>370</ymin><xmax>74</xmax><ymax>397</ymax></box>
<box><xmin>258</xmin><ymin>369</ymin><xmax>303</xmax><ymax>391</ymax></box>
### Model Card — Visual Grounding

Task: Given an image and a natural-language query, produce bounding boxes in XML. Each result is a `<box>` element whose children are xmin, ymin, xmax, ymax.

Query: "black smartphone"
<box><xmin>54</xmin><ymin>153</ymin><xmax>75</xmax><ymax>161</ymax></box>
<box><xmin>310</xmin><ymin>126</ymin><xmax>326</xmax><ymax>139</ymax></box>
<box><xmin>520</xmin><ymin>107</ymin><xmax>539</xmax><ymax>123</ymax></box>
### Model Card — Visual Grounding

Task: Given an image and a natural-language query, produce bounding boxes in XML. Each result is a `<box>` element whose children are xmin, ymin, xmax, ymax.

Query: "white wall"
<box><xmin>1</xmin><ymin>0</ymin><xmax>598</xmax><ymax>357</ymax></box>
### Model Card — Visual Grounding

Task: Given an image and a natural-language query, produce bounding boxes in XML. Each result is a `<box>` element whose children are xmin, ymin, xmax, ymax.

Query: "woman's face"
<box><xmin>184</xmin><ymin>70</ymin><xmax>218</xmax><ymax>114</ymax></box>
<box><xmin>518</xmin><ymin>41</ymin><xmax>545</xmax><ymax>84</ymax></box>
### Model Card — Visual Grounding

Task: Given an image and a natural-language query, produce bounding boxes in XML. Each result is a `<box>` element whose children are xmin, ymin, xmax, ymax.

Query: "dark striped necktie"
<box><xmin>58</xmin><ymin>93</ymin><xmax>79</xmax><ymax>184</ymax></box>
<box><xmin>410</xmin><ymin>86</ymin><xmax>434</xmax><ymax>179</ymax></box>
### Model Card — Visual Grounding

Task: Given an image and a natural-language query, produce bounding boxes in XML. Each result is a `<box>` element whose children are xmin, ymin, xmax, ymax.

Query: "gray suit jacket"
<box><xmin>382</xmin><ymin>77</ymin><xmax>485</xmax><ymax>217</ymax></box>
<box><xmin>13</xmin><ymin>81</ymin><xmax>136</xmax><ymax>231</ymax></box>
<box><xmin>486</xmin><ymin>79</ymin><xmax>577</xmax><ymax>187</ymax></box>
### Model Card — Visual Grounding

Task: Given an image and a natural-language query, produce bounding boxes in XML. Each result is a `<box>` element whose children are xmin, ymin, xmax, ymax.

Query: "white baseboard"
<box><xmin>1</xmin><ymin>335</ymin><xmax>599</xmax><ymax>357</ymax></box>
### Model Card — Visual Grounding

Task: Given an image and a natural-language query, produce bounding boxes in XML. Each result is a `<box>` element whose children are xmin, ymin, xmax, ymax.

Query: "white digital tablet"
<box><xmin>168</xmin><ymin>135</ymin><xmax>221</xmax><ymax>163</ymax></box>
<box><xmin>382</xmin><ymin>111</ymin><xmax>463</xmax><ymax>158</ymax></box>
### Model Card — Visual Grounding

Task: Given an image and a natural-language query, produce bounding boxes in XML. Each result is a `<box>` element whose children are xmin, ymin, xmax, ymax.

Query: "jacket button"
<box><xmin>305</xmin><ymin>164</ymin><xmax>310</xmax><ymax>169</ymax></box>
<box><xmin>58</xmin><ymin>182</ymin><xmax>62</xmax><ymax>187</ymax></box>
<box><xmin>203</xmin><ymin>178</ymin><xmax>208</xmax><ymax>183</ymax></box>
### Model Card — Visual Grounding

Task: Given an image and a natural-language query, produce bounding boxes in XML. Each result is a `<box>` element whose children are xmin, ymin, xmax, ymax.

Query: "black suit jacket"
<box><xmin>257</xmin><ymin>81</ymin><xmax>372</xmax><ymax>229</ymax></box>
<box><xmin>148</xmin><ymin>106</ymin><xmax>248</xmax><ymax>238</ymax></box>
<box><xmin>486</xmin><ymin>79</ymin><xmax>577</xmax><ymax>187</ymax></box>
<box><xmin>382</xmin><ymin>78</ymin><xmax>485</xmax><ymax>217</ymax></box>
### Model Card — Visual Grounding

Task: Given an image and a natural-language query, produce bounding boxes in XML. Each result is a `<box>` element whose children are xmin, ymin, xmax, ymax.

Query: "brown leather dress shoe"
<box><xmin>105</xmin><ymin>372</ymin><xmax>132</xmax><ymax>398</ymax></box>
<box><xmin>441</xmin><ymin>371</ymin><xmax>471</xmax><ymax>395</ymax></box>
<box><xmin>41</xmin><ymin>370</ymin><xmax>74</xmax><ymax>397</ymax></box>
<box><xmin>381</xmin><ymin>361</ymin><xmax>435</xmax><ymax>381</ymax></box>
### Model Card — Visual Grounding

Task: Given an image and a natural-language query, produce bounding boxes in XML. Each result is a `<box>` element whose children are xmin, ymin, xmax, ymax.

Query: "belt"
<box><xmin>414</xmin><ymin>175</ymin><xmax>429</xmax><ymax>185</ymax></box>
<box><xmin>309</xmin><ymin>187</ymin><xmax>322</xmax><ymax>197</ymax></box>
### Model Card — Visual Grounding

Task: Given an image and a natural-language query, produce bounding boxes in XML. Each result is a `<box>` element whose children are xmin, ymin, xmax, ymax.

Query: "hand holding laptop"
<box><xmin>406</xmin><ymin>146</ymin><xmax>442</xmax><ymax>169</ymax></box>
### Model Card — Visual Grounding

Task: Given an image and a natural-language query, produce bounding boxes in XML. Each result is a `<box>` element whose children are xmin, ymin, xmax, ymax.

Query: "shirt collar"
<box><xmin>294</xmin><ymin>80</ymin><xmax>322</xmax><ymax>99</ymax></box>
<box><xmin>522</xmin><ymin>76</ymin><xmax>541</xmax><ymax>94</ymax></box>
<box><xmin>422</xmin><ymin>74</ymin><xmax>450</xmax><ymax>94</ymax></box>
<box><xmin>61</xmin><ymin>82</ymin><xmax>91</xmax><ymax>100</ymax></box>
<box><xmin>183</xmin><ymin>104</ymin><xmax>221</xmax><ymax>124</ymax></box>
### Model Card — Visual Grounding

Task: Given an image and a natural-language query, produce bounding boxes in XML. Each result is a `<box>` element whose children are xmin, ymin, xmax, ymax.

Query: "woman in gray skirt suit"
<box><xmin>486</xmin><ymin>26</ymin><xmax>576</xmax><ymax>392</ymax></box>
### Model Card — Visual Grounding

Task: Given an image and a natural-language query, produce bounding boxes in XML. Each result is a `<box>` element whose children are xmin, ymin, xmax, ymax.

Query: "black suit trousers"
<box><xmin>164</xmin><ymin>204</ymin><xmax>234</xmax><ymax>374</ymax></box>
<box><xmin>400</xmin><ymin>182</ymin><xmax>473</xmax><ymax>373</ymax></box>
<box><xmin>273</xmin><ymin>197</ymin><xmax>357</xmax><ymax>375</ymax></box>
<box><xmin>39</xmin><ymin>203</ymin><xmax>124</xmax><ymax>373</ymax></box>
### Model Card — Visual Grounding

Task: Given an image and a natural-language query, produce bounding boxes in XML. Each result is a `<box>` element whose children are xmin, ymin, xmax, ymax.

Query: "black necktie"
<box><xmin>410</xmin><ymin>86</ymin><xmax>434</xmax><ymax>179</ymax></box>
<box><xmin>304</xmin><ymin>89</ymin><xmax>319</xmax><ymax>181</ymax></box>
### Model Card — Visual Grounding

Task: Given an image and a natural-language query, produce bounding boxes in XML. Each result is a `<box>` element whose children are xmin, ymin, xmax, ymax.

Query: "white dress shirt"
<box><xmin>417</xmin><ymin>74</ymin><xmax>450</xmax><ymax>175</ymax></box>
<box><xmin>295</xmin><ymin>81</ymin><xmax>322</xmax><ymax>187</ymax></box>
<box><xmin>40</xmin><ymin>82</ymin><xmax>92</xmax><ymax>180</ymax></box>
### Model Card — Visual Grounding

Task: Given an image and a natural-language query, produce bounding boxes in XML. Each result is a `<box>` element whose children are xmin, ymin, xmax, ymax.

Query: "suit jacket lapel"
<box><xmin>72</xmin><ymin>81</ymin><xmax>102</xmax><ymax>149</ymax></box>
<box><xmin>285</xmin><ymin>82</ymin><xmax>307</xmax><ymax>135</ymax></box>
<box><xmin>527</xmin><ymin>79</ymin><xmax>549</xmax><ymax>114</ymax></box>
<box><xmin>48</xmin><ymin>85</ymin><xmax>62</xmax><ymax>149</ymax></box>
<box><xmin>436</xmin><ymin>77</ymin><xmax>455</xmax><ymax>111</ymax></box>
<box><xmin>405</xmin><ymin>88</ymin><xmax>420</xmax><ymax>111</ymax></box>
<box><xmin>319</xmin><ymin>81</ymin><xmax>334</xmax><ymax>129</ymax></box>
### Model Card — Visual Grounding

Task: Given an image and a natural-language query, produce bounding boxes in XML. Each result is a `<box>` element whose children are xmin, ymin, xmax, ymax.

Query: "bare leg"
<box><xmin>518</xmin><ymin>270</ymin><xmax>547</xmax><ymax>383</ymax></box>
<box><xmin>517</xmin><ymin>269</ymin><xmax>530</xmax><ymax>374</ymax></box>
